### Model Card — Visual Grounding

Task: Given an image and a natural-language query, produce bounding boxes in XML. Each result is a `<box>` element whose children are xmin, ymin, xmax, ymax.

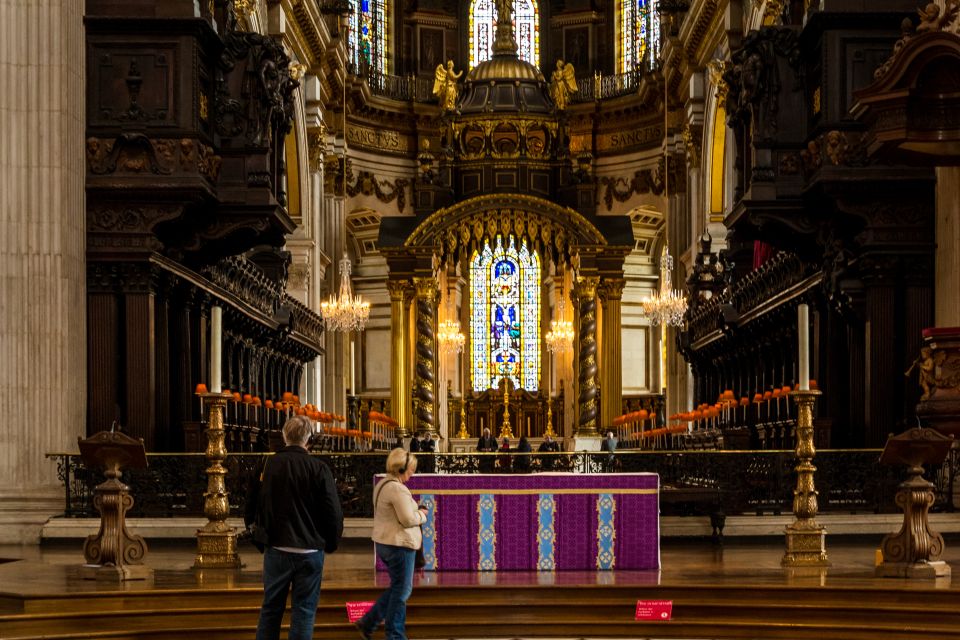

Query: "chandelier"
<box><xmin>438</xmin><ymin>319</ymin><xmax>465</xmax><ymax>354</ymax></box>
<box><xmin>642</xmin><ymin>248</ymin><xmax>688</xmax><ymax>326</ymax></box>
<box><xmin>545</xmin><ymin>298</ymin><xmax>574</xmax><ymax>353</ymax></box>
<box><xmin>320</xmin><ymin>254</ymin><xmax>370</xmax><ymax>332</ymax></box>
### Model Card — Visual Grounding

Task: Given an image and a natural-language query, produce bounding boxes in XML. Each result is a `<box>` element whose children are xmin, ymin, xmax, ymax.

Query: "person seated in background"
<box><xmin>419</xmin><ymin>432</ymin><xmax>436</xmax><ymax>473</ymax></box>
<box><xmin>476</xmin><ymin>427</ymin><xmax>498</xmax><ymax>473</ymax></box>
<box><xmin>514</xmin><ymin>435</ymin><xmax>532</xmax><ymax>472</ymax></box>
<box><xmin>601</xmin><ymin>430</ymin><xmax>618</xmax><ymax>472</ymax></box>
<box><xmin>409</xmin><ymin>433</ymin><xmax>421</xmax><ymax>453</ymax></box>
<box><xmin>538</xmin><ymin>433</ymin><xmax>560</xmax><ymax>470</ymax></box>
<box><xmin>498</xmin><ymin>437</ymin><xmax>512</xmax><ymax>473</ymax></box>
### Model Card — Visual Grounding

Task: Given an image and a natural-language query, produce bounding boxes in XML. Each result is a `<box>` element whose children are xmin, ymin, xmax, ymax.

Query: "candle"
<box><xmin>210</xmin><ymin>305</ymin><xmax>223</xmax><ymax>393</ymax></box>
<box><xmin>350</xmin><ymin>339</ymin><xmax>356</xmax><ymax>395</ymax></box>
<box><xmin>798</xmin><ymin>304</ymin><xmax>809</xmax><ymax>391</ymax></box>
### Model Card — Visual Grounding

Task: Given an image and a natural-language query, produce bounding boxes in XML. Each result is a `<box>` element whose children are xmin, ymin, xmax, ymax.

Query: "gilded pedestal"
<box><xmin>782</xmin><ymin>389</ymin><xmax>830</xmax><ymax>567</ymax></box>
<box><xmin>194</xmin><ymin>393</ymin><xmax>242</xmax><ymax>569</ymax></box>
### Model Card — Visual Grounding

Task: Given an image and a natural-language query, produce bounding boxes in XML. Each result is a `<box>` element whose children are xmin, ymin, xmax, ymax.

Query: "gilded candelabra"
<box><xmin>500</xmin><ymin>380</ymin><xmax>514</xmax><ymax>439</ymax></box>
<box><xmin>456</xmin><ymin>401</ymin><xmax>469</xmax><ymax>439</ymax></box>
<box><xmin>194</xmin><ymin>392</ymin><xmax>242</xmax><ymax>569</ymax></box>
<box><xmin>545</xmin><ymin>399</ymin><xmax>555</xmax><ymax>438</ymax></box>
<box><xmin>781</xmin><ymin>389</ymin><xmax>830</xmax><ymax>567</ymax></box>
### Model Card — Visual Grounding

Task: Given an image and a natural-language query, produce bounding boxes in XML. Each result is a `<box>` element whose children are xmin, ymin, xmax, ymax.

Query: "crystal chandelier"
<box><xmin>320</xmin><ymin>254</ymin><xmax>370</xmax><ymax>332</ymax></box>
<box><xmin>437</xmin><ymin>294</ymin><xmax>465</xmax><ymax>354</ymax></box>
<box><xmin>545</xmin><ymin>297</ymin><xmax>574</xmax><ymax>353</ymax></box>
<box><xmin>642</xmin><ymin>248</ymin><xmax>688</xmax><ymax>326</ymax></box>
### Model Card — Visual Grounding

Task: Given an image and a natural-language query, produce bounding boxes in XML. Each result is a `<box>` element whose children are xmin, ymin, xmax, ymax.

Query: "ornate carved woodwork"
<box><xmin>448</xmin><ymin>387</ymin><xmax>564</xmax><ymax>440</ymax></box>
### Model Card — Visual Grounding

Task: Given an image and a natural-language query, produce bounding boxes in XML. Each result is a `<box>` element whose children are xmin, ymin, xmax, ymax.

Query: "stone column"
<box><xmin>573</xmin><ymin>277</ymin><xmax>600</xmax><ymax>439</ymax></box>
<box><xmin>599</xmin><ymin>279</ymin><xmax>626</xmax><ymax>432</ymax></box>
<box><xmin>388</xmin><ymin>280</ymin><xmax>410</xmax><ymax>438</ymax></box>
<box><xmin>0</xmin><ymin>0</ymin><xmax>86</xmax><ymax>542</ymax></box>
<box><xmin>936</xmin><ymin>166</ymin><xmax>960</xmax><ymax>327</ymax></box>
<box><xmin>413</xmin><ymin>277</ymin><xmax>439</xmax><ymax>435</ymax></box>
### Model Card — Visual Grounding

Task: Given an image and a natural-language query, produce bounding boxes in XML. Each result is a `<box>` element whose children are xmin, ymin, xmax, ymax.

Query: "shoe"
<box><xmin>354</xmin><ymin>620</ymin><xmax>373</xmax><ymax>640</ymax></box>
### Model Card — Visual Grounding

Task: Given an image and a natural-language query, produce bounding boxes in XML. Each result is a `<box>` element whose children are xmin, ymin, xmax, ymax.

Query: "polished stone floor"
<box><xmin>0</xmin><ymin>535</ymin><xmax>956</xmax><ymax>595</ymax></box>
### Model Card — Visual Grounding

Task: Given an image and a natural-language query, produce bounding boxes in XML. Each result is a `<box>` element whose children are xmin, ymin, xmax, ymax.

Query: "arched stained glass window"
<box><xmin>618</xmin><ymin>0</ymin><xmax>660</xmax><ymax>72</ymax></box>
<box><xmin>348</xmin><ymin>0</ymin><xmax>388</xmax><ymax>74</ymax></box>
<box><xmin>469</xmin><ymin>0</ymin><xmax>540</xmax><ymax>69</ymax></box>
<box><xmin>471</xmin><ymin>236</ymin><xmax>541</xmax><ymax>391</ymax></box>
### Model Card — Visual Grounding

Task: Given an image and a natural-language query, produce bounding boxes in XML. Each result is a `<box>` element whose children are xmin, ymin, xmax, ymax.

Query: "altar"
<box><xmin>378</xmin><ymin>473</ymin><xmax>660</xmax><ymax>571</ymax></box>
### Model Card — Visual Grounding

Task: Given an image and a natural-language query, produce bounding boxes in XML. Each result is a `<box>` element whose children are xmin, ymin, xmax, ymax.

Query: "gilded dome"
<box><xmin>458</xmin><ymin>54</ymin><xmax>552</xmax><ymax>115</ymax></box>
<box><xmin>465</xmin><ymin>55</ymin><xmax>545</xmax><ymax>83</ymax></box>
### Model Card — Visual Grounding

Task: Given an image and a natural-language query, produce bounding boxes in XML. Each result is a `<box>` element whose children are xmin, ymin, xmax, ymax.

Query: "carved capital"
<box><xmin>597</xmin><ymin>278</ymin><xmax>626</xmax><ymax>303</ymax></box>
<box><xmin>573</xmin><ymin>276</ymin><xmax>599</xmax><ymax>300</ymax></box>
<box><xmin>388</xmin><ymin>279</ymin><xmax>410</xmax><ymax>302</ymax></box>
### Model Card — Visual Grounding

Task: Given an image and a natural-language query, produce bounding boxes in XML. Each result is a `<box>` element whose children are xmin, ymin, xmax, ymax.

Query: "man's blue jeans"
<box><xmin>358</xmin><ymin>543</ymin><xmax>416</xmax><ymax>640</ymax></box>
<box><xmin>255</xmin><ymin>547</ymin><xmax>325</xmax><ymax>640</ymax></box>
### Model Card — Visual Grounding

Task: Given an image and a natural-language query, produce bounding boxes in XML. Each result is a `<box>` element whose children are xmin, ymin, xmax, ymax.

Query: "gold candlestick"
<box><xmin>194</xmin><ymin>392</ymin><xmax>242</xmax><ymax>569</ymax></box>
<box><xmin>500</xmin><ymin>380</ymin><xmax>514</xmax><ymax>439</ymax></box>
<box><xmin>782</xmin><ymin>388</ymin><xmax>830</xmax><ymax>567</ymax></box>
<box><xmin>545</xmin><ymin>398</ymin><xmax>555</xmax><ymax>438</ymax></box>
<box><xmin>456</xmin><ymin>400</ymin><xmax>469</xmax><ymax>439</ymax></box>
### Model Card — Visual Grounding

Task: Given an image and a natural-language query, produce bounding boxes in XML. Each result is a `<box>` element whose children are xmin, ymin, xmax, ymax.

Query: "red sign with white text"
<box><xmin>345</xmin><ymin>601</ymin><xmax>375</xmax><ymax>622</ymax></box>
<box><xmin>635</xmin><ymin>600</ymin><xmax>673</xmax><ymax>621</ymax></box>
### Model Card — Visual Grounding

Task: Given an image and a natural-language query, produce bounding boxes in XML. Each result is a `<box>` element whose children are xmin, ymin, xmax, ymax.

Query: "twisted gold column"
<box><xmin>414</xmin><ymin>277</ymin><xmax>439</xmax><ymax>435</ymax></box>
<box><xmin>782</xmin><ymin>389</ymin><xmax>829</xmax><ymax>567</ymax></box>
<box><xmin>574</xmin><ymin>277</ymin><xmax>599</xmax><ymax>437</ymax></box>
<box><xmin>194</xmin><ymin>393</ymin><xmax>242</xmax><ymax>569</ymax></box>
<box><xmin>388</xmin><ymin>280</ymin><xmax>410</xmax><ymax>439</ymax></box>
<box><xmin>598</xmin><ymin>279</ymin><xmax>625</xmax><ymax>433</ymax></box>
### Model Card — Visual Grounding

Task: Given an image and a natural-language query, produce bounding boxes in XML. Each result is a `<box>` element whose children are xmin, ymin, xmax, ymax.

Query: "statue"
<box><xmin>494</xmin><ymin>0</ymin><xmax>513</xmax><ymax>23</ymax></box>
<box><xmin>906</xmin><ymin>346</ymin><xmax>945</xmax><ymax>401</ymax></box>
<box><xmin>549</xmin><ymin>60</ymin><xmax>578</xmax><ymax>111</ymax></box>
<box><xmin>916</xmin><ymin>1</ymin><xmax>959</xmax><ymax>34</ymax></box>
<box><xmin>432</xmin><ymin>60</ymin><xmax>462</xmax><ymax>112</ymax></box>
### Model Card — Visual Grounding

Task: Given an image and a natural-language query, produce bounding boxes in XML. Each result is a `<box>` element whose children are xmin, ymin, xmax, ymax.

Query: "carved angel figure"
<box><xmin>432</xmin><ymin>60</ymin><xmax>463</xmax><ymax>112</ymax></box>
<box><xmin>550</xmin><ymin>60</ymin><xmax>578</xmax><ymax>111</ymax></box>
<box><xmin>916</xmin><ymin>1</ymin><xmax>960</xmax><ymax>34</ymax></box>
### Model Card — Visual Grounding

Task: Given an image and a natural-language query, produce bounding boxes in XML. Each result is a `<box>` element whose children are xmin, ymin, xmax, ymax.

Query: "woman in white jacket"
<box><xmin>356</xmin><ymin>448</ymin><xmax>427</xmax><ymax>640</ymax></box>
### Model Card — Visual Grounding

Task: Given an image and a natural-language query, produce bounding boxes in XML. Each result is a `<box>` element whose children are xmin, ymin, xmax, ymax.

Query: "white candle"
<box><xmin>350</xmin><ymin>339</ymin><xmax>356</xmax><ymax>394</ymax></box>
<box><xmin>210</xmin><ymin>306</ymin><xmax>222</xmax><ymax>393</ymax></box>
<box><xmin>798</xmin><ymin>304</ymin><xmax>809</xmax><ymax>391</ymax></box>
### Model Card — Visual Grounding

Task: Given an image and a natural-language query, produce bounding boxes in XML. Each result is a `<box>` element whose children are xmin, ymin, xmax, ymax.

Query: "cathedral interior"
<box><xmin>3</xmin><ymin>0</ymin><xmax>960</xmax><ymax>552</ymax></box>
<box><xmin>3</xmin><ymin>1</ymin><xmax>960</xmax><ymax>638</ymax></box>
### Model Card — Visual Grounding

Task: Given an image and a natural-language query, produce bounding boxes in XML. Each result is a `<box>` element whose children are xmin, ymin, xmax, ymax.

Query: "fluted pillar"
<box><xmin>388</xmin><ymin>280</ymin><xmax>410</xmax><ymax>438</ymax></box>
<box><xmin>0</xmin><ymin>0</ymin><xmax>86</xmax><ymax>542</ymax></box>
<box><xmin>599</xmin><ymin>279</ymin><xmax>626</xmax><ymax>432</ymax></box>
<box><xmin>413</xmin><ymin>277</ymin><xmax>439</xmax><ymax>435</ymax></box>
<box><xmin>936</xmin><ymin>167</ymin><xmax>960</xmax><ymax>326</ymax></box>
<box><xmin>573</xmin><ymin>277</ymin><xmax>600</xmax><ymax>437</ymax></box>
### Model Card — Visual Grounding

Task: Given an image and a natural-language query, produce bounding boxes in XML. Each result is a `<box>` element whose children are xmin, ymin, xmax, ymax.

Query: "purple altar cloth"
<box><xmin>374</xmin><ymin>473</ymin><xmax>659</xmax><ymax>571</ymax></box>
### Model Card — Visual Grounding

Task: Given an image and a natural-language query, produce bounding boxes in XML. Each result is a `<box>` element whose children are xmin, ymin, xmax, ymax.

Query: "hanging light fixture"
<box><xmin>643</xmin><ymin>82</ymin><xmax>687</xmax><ymax>327</ymax></box>
<box><xmin>642</xmin><ymin>248</ymin><xmax>688</xmax><ymax>326</ymax></box>
<box><xmin>545</xmin><ymin>285</ymin><xmax>574</xmax><ymax>354</ymax></box>
<box><xmin>437</xmin><ymin>294</ymin><xmax>465</xmax><ymax>354</ymax></box>
<box><xmin>320</xmin><ymin>253</ymin><xmax>370</xmax><ymax>332</ymax></box>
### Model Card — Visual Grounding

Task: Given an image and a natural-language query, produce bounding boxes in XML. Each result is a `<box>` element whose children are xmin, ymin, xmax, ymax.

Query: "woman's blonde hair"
<box><xmin>386</xmin><ymin>447</ymin><xmax>417</xmax><ymax>475</ymax></box>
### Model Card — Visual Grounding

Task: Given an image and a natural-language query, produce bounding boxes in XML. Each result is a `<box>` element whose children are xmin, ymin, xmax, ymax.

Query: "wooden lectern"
<box><xmin>876</xmin><ymin>426</ymin><xmax>953</xmax><ymax>579</ymax></box>
<box><xmin>78</xmin><ymin>430</ymin><xmax>152</xmax><ymax>581</ymax></box>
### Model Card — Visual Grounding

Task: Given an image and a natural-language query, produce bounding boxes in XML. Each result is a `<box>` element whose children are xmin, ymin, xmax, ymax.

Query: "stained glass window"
<box><xmin>348</xmin><ymin>0</ymin><xmax>388</xmax><ymax>75</ymax></box>
<box><xmin>471</xmin><ymin>236</ymin><xmax>541</xmax><ymax>391</ymax></box>
<box><xmin>469</xmin><ymin>0</ymin><xmax>540</xmax><ymax>69</ymax></box>
<box><xmin>618</xmin><ymin>0</ymin><xmax>660</xmax><ymax>73</ymax></box>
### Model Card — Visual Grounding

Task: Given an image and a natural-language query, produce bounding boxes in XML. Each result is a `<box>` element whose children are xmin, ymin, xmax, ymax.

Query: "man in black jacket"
<box><xmin>246</xmin><ymin>415</ymin><xmax>343</xmax><ymax>640</ymax></box>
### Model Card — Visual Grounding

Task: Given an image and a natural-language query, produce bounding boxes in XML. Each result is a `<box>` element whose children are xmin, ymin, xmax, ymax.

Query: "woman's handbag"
<box><xmin>415</xmin><ymin>531</ymin><xmax>426</xmax><ymax>568</ymax></box>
